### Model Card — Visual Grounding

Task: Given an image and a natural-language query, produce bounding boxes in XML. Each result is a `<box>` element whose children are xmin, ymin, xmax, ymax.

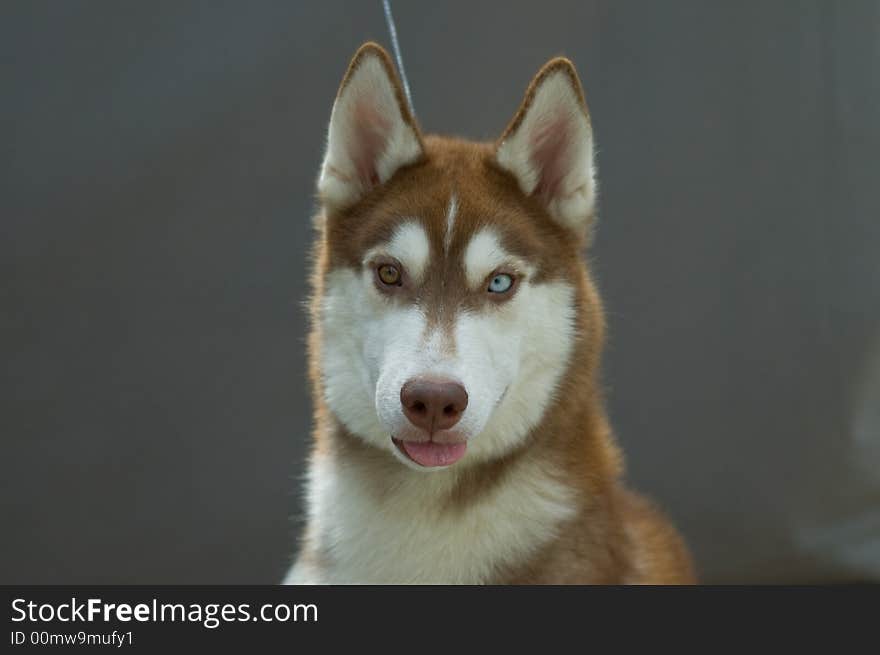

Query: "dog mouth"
<box><xmin>392</xmin><ymin>438</ymin><xmax>467</xmax><ymax>467</ymax></box>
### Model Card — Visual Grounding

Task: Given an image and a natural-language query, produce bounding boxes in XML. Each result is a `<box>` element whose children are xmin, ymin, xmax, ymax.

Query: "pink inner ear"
<box><xmin>352</xmin><ymin>98</ymin><xmax>391</xmax><ymax>188</ymax></box>
<box><xmin>530</xmin><ymin>111</ymin><xmax>573</xmax><ymax>201</ymax></box>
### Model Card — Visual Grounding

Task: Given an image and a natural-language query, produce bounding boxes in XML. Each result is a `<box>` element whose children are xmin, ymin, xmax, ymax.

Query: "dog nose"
<box><xmin>400</xmin><ymin>378</ymin><xmax>468</xmax><ymax>433</ymax></box>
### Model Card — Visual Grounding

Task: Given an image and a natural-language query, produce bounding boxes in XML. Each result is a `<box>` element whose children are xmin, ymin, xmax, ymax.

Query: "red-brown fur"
<box><xmin>296</xmin><ymin>43</ymin><xmax>696</xmax><ymax>584</ymax></box>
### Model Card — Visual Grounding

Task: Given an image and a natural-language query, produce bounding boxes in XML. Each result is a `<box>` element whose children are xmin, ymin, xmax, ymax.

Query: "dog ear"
<box><xmin>495</xmin><ymin>58</ymin><xmax>596</xmax><ymax>234</ymax></box>
<box><xmin>318</xmin><ymin>43</ymin><xmax>423</xmax><ymax>212</ymax></box>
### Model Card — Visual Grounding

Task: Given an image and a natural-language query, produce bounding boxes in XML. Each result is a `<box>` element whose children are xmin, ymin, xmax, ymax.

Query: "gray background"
<box><xmin>2</xmin><ymin>1</ymin><xmax>878</xmax><ymax>583</ymax></box>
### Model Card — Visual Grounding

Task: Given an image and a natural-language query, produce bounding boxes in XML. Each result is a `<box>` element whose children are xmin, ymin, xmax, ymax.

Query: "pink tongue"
<box><xmin>401</xmin><ymin>441</ymin><xmax>467</xmax><ymax>467</ymax></box>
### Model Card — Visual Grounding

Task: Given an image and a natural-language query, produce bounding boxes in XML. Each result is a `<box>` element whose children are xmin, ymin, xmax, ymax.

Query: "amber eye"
<box><xmin>377</xmin><ymin>264</ymin><xmax>402</xmax><ymax>286</ymax></box>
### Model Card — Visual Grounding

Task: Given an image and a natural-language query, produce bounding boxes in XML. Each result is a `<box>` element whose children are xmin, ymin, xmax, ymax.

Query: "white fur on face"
<box><xmin>463</xmin><ymin>227</ymin><xmax>534</xmax><ymax>289</ymax></box>
<box><xmin>319</xmin><ymin>223</ymin><xmax>576</xmax><ymax>468</ymax></box>
<box><xmin>364</xmin><ymin>220</ymin><xmax>431</xmax><ymax>284</ymax></box>
<box><xmin>444</xmin><ymin>193</ymin><xmax>457</xmax><ymax>253</ymax></box>
<box><xmin>453</xmin><ymin>277</ymin><xmax>576</xmax><ymax>464</ymax></box>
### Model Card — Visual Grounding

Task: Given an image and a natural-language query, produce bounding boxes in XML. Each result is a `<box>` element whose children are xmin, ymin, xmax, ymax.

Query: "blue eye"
<box><xmin>488</xmin><ymin>273</ymin><xmax>514</xmax><ymax>294</ymax></box>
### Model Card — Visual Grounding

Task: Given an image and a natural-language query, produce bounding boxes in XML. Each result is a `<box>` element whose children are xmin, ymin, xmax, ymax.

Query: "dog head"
<box><xmin>313</xmin><ymin>43</ymin><xmax>599</xmax><ymax>470</ymax></box>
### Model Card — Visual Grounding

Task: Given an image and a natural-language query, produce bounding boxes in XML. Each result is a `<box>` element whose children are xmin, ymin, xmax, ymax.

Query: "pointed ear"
<box><xmin>495</xmin><ymin>58</ymin><xmax>597</xmax><ymax>234</ymax></box>
<box><xmin>318</xmin><ymin>43</ymin><xmax>423</xmax><ymax>212</ymax></box>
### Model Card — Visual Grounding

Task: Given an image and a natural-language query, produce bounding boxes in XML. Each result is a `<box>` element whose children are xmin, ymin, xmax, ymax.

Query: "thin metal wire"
<box><xmin>382</xmin><ymin>0</ymin><xmax>415</xmax><ymax>117</ymax></box>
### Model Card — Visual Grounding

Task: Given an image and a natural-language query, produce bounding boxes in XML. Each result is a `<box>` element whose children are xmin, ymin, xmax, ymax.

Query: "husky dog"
<box><xmin>285</xmin><ymin>43</ymin><xmax>695</xmax><ymax>584</ymax></box>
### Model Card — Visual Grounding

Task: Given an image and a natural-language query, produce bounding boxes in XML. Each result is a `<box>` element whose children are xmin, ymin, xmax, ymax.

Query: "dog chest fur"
<box><xmin>287</xmin><ymin>449</ymin><xmax>577</xmax><ymax>584</ymax></box>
